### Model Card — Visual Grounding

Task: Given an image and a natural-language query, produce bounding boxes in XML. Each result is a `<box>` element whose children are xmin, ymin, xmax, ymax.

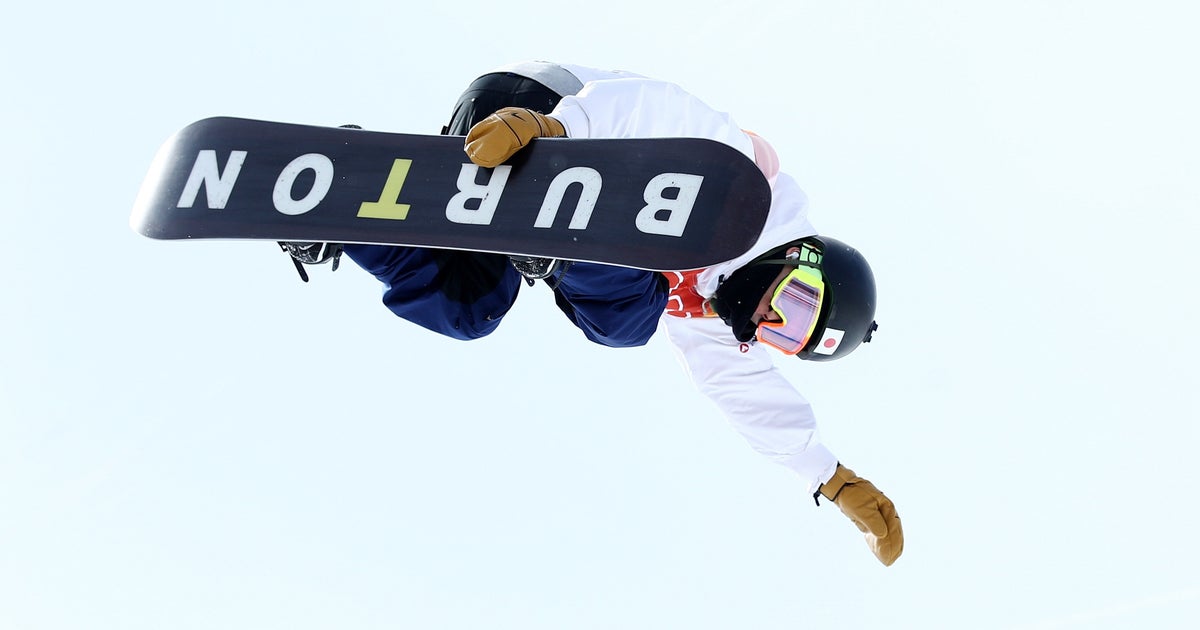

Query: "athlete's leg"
<box><xmin>550</xmin><ymin>264</ymin><xmax>669</xmax><ymax>348</ymax></box>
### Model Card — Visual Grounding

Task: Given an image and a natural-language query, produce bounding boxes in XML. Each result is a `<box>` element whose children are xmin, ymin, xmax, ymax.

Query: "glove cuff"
<box><xmin>532</xmin><ymin>110</ymin><xmax>566</xmax><ymax>138</ymax></box>
<box><xmin>816</xmin><ymin>464</ymin><xmax>858</xmax><ymax>504</ymax></box>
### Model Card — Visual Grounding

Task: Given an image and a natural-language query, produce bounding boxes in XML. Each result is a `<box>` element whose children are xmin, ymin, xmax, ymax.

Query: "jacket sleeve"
<box><xmin>554</xmin><ymin>75</ymin><xmax>839</xmax><ymax>491</ymax></box>
<box><xmin>661</xmin><ymin>315</ymin><xmax>839</xmax><ymax>493</ymax></box>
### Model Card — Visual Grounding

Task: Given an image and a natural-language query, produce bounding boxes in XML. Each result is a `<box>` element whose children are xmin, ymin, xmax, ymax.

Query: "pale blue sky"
<box><xmin>3</xmin><ymin>1</ymin><xmax>1198</xmax><ymax>628</ymax></box>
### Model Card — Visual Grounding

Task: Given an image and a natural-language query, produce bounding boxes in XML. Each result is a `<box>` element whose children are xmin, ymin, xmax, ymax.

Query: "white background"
<box><xmin>3</xmin><ymin>1</ymin><xmax>1197</xmax><ymax>628</ymax></box>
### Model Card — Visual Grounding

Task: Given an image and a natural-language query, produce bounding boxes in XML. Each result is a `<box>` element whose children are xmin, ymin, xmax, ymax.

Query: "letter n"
<box><xmin>177</xmin><ymin>150</ymin><xmax>248</xmax><ymax>209</ymax></box>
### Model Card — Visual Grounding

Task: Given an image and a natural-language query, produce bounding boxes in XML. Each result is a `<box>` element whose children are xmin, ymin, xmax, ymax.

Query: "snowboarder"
<box><xmin>283</xmin><ymin>61</ymin><xmax>904</xmax><ymax>566</ymax></box>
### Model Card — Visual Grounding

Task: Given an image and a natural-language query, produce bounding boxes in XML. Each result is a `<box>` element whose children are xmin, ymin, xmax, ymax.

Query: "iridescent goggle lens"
<box><xmin>757</xmin><ymin>266</ymin><xmax>825</xmax><ymax>355</ymax></box>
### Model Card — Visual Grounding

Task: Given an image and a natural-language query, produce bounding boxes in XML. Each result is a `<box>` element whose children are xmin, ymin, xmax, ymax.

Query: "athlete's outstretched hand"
<box><xmin>819</xmin><ymin>464</ymin><xmax>904</xmax><ymax>566</ymax></box>
<box><xmin>465</xmin><ymin>107</ymin><xmax>566</xmax><ymax>168</ymax></box>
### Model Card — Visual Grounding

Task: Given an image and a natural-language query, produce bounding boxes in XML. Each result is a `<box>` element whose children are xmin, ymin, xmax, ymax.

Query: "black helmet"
<box><xmin>709</xmin><ymin>235</ymin><xmax>878</xmax><ymax>361</ymax></box>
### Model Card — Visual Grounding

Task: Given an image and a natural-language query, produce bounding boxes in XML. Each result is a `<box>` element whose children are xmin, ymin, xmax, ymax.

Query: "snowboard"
<box><xmin>131</xmin><ymin>117</ymin><xmax>771</xmax><ymax>271</ymax></box>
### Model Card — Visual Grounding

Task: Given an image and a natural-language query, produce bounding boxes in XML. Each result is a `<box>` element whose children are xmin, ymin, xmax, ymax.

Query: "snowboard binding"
<box><xmin>508</xmin><ymin>256</ymin><xmax>573</xmax><ymax>286</ymax></box>
<box><xmin>279</xmin><ymin>241</ymin><xmax>343</xmax><ymax>282</ymax></box>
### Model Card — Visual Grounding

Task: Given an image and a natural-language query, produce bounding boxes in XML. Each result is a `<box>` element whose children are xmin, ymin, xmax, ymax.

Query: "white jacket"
<box><xmin>505</xmin><ymin>64</ymin><xmax>840</xmax><ymax>492</ymax></box>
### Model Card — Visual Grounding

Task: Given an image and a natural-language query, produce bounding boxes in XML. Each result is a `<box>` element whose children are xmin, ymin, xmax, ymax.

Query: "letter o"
<box><xmin>273</xmin><ymin>153</ymin><xmax>334</xmax><ymax>215</ymax></box>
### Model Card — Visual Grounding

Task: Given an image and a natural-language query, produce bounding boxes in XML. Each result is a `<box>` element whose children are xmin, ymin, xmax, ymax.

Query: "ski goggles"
<box><xmin>757</xmin><ymin>265</ymin><xmax>825</xmax><ymax>355</ymax></box>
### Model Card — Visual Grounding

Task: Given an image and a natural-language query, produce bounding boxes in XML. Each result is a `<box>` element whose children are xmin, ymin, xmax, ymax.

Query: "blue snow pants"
<box><xmin>342</xmin><ymin>68</ymin><xmax>668</xmax><ymax>348</ymax></box>
<box><xmin>344</xmin><ymin>244</ymin><xmax>667</xmax><ymax>347</ymax></box>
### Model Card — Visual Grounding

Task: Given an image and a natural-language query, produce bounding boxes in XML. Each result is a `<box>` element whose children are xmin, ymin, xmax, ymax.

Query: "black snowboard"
<box><xmin>131</xmin><ymin>117</ymin><xmax>771</xmax><ymax>270</ymax></box>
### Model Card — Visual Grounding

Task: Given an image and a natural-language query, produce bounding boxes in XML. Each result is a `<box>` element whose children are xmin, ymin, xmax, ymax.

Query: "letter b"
<box><xmin>635</xmin><ymin>173</ymin><xmax>703</xmax><ymax>237</ymax></box>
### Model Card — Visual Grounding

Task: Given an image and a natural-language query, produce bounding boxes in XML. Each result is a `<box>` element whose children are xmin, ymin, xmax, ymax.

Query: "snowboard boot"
<box><xmin>508</xmin><ymin>256</ymin><xmax>573</xmax><ymax>287</ymax></box>
<box><xmin>279</xmin><ymin>241</ymin><xmax>344</xmax><ymax>282</ymax></box>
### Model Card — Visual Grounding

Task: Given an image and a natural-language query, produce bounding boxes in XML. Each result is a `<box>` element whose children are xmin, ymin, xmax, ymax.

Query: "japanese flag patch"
<box><xmin>813</xmin><ymin>328</ymin><xmax>845</xmax><ymax>355</ymax></box>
